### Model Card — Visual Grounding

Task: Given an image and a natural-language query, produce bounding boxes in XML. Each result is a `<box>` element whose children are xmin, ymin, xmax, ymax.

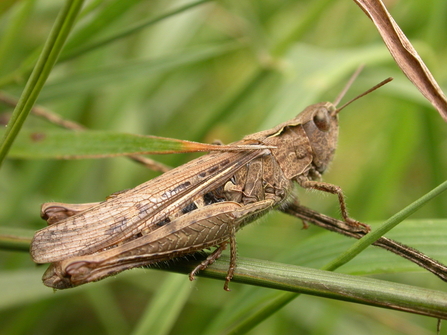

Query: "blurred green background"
<box><xmin>1</xmin><ymin>0</ymin><xmax>447</xmax><ymax>334</ymax></box>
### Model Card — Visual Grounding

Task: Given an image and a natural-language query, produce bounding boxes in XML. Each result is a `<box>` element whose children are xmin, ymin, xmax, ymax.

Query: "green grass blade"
<box><xmin>0</xmin><ymin>269</ymin><xmax>58</xmax><ymax>310</ymax></box>
<box><xmin>63</xmin><ymin>0</ymin><xmax>145</xmax><ymax>53</ymax></box>
<box><xmin>0</xmin><ymin>227</ymin><xmax>33</xmax><ymax>252</ymax></box>
<box><xmin>0</xmin><ymin>0</ymin><xmax>34</xmax><ymax>70</ymax></box>
<box><xmin>84</xmin><ymin>285</ymin><xmax>131</xmax><ymax>335</ymax></box>
<box><xmin>156</xmin><ymin>255</ymin><xmax>447</xmax><ymax>320</ymax></box>
<box><xmin>325</xmin><ymin>179</ymin><xmax>447</xmax><ymax>271</ymax></box>
<box><xmin>283</xmin><ymin>219</ymin><xmax>447</xmax><ymax>275</ymax></box>
<box><xmin>272</xmin><ymin>0</ymin><xmax>333</xmax><ymax>56</ymax></box>
<box><xmin>3</xmin><ymin>129</ymin><xmax>244</xmax><ymax>158</ymax></box>
<box><xmin>131</xmin><ymin>273</ymin><xmax>193</xmax><ymax>335</ymax></box>
<box><xmin>0</xmin><ymin>0</ymin><xmax>85</xmax><ymax>167</ymax></box>
<box><xmin>0</xmin><ymin>0</ymin><xmax>212</xmax><ymax>88</ymax></box>
<box><xmin>38</xmin><ymin>41</ymin><xmax>240</xmax><ymax>101</ymax></box>
<box><xmin>61</xmin><ymin>0</ymin><xmax>213</xmax><ymax>62</ymax></box>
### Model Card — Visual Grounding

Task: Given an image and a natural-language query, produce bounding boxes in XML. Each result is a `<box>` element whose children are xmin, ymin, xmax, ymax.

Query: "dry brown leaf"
<box><xmin>353</xmin><ymin>0</ymin><xmax>447</xmax><ymax>122</ymax></box>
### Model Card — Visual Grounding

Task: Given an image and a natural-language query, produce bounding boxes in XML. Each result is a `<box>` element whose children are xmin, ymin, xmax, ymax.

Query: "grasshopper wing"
<box><xmin>31</xmin><ymin>149</ymin><xmax>267</xmax><ymax>263</ymax></box>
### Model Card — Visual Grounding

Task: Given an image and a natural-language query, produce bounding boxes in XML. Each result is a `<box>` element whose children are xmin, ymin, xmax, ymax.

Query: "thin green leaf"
<box><xmin>324</xmin><ymin>179</ymin><xmax>447</xmax><ymax>271</ymax></box>
<box><xmin>0</xmin><ymin>0</ymin><xmax>213</xmax><ymax>88</ymax></box>
<box><xmin>63</xmin><ymin>0</ymin><xmax>145</xmax><ymax>53</ymax></box>
<box><xmin>131</xmin><ymin>274</ymin><xmax>193</xmax><ymax>335</ymax></box>
<box><xmin>0</xmin><ymin>0</ymin><xmax>35</xmax><ymax>69</ymax></box>
<box><xmin>272</xmin><ymin>0</ymin><xmax>333</xmax><ymax>56</ymax></box>
<box><xmin>0</xmin><ymin>268</ymin><xmax>75</xmax><ymax>311</ymax></box>
<box><xmin>0</xmin><ymin>227</ymin><xmax>33</xmax><ymax>252</ymax></box>
<box><xmin>157</xmin><ymin>255</ymin><xmax>447</xmax><ymax>320</ymax></box>
<box><xmin>0</xmin><ymin>0</ymin><xmax>85</xmax><ymax>167</ymax></box>
<box><xmin>84</xmin><ymin>285</ymin><xmax>131</xmax><ymax>335</ymax></box>
<box><xmin>286</xmin><ymin>219</ymin><xmax>447</xmax><ymax>275</ymax></box>
<box><xmin>4</xmin><ymin>129</ymin><xmax>265</xmax><ymax>159</ymax></box>
<box><xmin>37</xmin><ymin>42</ymin><xmax>241</xmax><ymax>101</ymax></box>
<box><xmin>61</xmin><ymin>0</ymin><xmax>213</xmax><ymax>61</ymax></box>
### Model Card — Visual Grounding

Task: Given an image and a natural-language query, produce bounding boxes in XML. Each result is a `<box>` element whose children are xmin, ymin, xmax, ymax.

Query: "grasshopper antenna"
<box><xmin>335</xmin><ymin>77</ymin><xmax>393</xmax><ymax>115</ymax></box>
<box><xmin>333</xmin><ymin>65</ymin><xmax>365</xmax><ymax>106</ymax></box>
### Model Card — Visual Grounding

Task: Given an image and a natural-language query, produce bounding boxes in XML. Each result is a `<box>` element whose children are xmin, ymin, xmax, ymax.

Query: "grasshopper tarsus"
<box><xmin>189</xmin><ymin>231</ymin><xmax>237</xmax><ymax>291</ymax></box>
<box><xmin>301</xmin><ymin>220</ymin><xmax>310</xmax><ymax>229</ymax></box>
<box><xmin>223</xmin><ymin>280</ymin><xmax>231</xmax><ymax>292</ymax></box>
<box><xmin>190</xmin><ymin>242</ymin><xmax>228</xmax><ymax>282</ymax></box>
<box><xmin>298</xmin><ymin>179</ymin><xmax>368</xmax><ymax>231</ymax></box>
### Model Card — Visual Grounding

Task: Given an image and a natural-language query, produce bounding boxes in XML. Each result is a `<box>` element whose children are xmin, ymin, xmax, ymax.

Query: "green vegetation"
<box><xmin>1</xmin><ymin>1</ymin><xmax>447</xmax><ymax>334</ymax></box>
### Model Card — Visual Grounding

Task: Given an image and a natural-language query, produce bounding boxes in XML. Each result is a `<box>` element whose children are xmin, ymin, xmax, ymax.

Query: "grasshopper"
<box><xmin>31</xmin><ymin>77</ymin><xmax>390</xmax><ymax>290</ymax></box>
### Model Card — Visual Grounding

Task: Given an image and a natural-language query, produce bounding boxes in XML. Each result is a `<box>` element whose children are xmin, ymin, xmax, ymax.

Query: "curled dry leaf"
<box><xmin>353</xmin><ymin>0</ymin><xmax>447</xmax><ymax>122</ymax></box>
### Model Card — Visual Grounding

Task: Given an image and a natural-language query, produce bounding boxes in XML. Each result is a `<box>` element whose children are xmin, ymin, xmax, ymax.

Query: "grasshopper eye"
<box><xmin>313</xmin><ymin>107</ymin><xmax>331</xmax><ymax>132</ymax></box>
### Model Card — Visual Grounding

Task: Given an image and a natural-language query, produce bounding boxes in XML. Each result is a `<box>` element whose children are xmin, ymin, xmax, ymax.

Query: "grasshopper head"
<box><xmin>292</xmin><ymin>76</ymin><xmax>391</xmax><ymax>176</ymax></box>
<box><xmin>299</xmin><ymin>102</ymin><xmax>339</xmax><ymax>174</ymax></box>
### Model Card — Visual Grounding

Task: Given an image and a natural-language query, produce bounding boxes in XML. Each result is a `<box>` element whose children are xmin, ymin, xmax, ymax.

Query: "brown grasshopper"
<box><xmin>30</xmin><ymin>78</ymin><xmax>390</xmax><ymax>290</ymax></box>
